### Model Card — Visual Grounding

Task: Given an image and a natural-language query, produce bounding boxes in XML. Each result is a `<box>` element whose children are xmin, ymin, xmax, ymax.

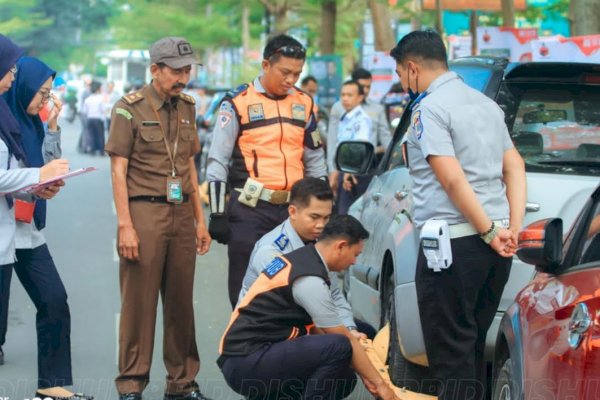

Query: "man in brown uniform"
<box><xmin>105</xmin><ymin>37</ymin><xmax>212</xmax><ymax>400</ymax></box>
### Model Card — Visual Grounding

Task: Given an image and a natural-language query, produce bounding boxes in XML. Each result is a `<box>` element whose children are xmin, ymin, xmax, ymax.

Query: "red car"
<box><xmin>492</xmin><ymin>183</ymin><xmax>600</xmax><ymax>400</ymax></box>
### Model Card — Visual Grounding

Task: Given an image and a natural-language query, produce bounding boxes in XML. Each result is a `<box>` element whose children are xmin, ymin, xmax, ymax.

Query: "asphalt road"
<box><xmin>0</xmin><ymin>118</ymin><xmax>372</xmax><ymax>400</ymax></box>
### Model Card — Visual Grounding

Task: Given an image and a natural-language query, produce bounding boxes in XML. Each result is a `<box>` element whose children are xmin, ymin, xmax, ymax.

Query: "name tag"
<box><xmin>142</xmin><ymin>121</ymin><xmax>160</xmax><ymax>126</ymax></box>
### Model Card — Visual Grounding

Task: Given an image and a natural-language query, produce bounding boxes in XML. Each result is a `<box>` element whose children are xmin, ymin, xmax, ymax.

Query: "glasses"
<box><xmin>9</xmin><ymin>65</ymin><xmax>17</xmax><ymax>75</ymax></box>
<box><xmin>268</xmin><ymin>45</ymin><xmax>306</xmax><ymax>60</ymax></box>
<box><xmin>38</xmin><ymin>90</ymin><xmax>51</xmax><ymax>103</ymax></box>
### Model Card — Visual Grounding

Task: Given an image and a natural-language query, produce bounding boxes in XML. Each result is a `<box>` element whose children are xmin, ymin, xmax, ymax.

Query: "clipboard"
<box><xmin>23</xmin><ymin>167</ymin><xmax>97</xmax><ymax>193</ymax></box>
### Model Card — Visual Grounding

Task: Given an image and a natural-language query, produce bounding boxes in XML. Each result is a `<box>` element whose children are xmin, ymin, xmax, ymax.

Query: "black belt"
<box><xmin>129</xmin><ymin>195</ymin><xmax>189</xmax><ymax>203</ymax></box>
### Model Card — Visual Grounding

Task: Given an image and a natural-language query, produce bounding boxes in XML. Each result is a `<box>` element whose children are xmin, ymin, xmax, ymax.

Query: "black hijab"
<box><xmin>0</xmin><ymin>34</ymin><xmax>26</xmax><ymax>164</ymax></box>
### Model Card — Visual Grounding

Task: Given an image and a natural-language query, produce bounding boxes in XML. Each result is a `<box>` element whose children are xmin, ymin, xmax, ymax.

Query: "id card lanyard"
<box><xmin>153</xmin><ymin>105</ymin><xmax>183</xmax><ymax>203</ymax></box>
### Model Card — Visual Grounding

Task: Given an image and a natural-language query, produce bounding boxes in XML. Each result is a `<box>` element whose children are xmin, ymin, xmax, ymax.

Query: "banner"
<box><xmin>477</xmin><ymin>27</ymin><xmax>538</xmax><ymax>62</ymax></box>
<box><xmin>362</xmin><ymin>52</ymin><xmax>399</xmax><ymax>103</ymax></box>
<box><xmin>448</xmin><ymin>35</ymin><xmax>473</xmax><ymax>59</ymax></box>
<box><xmin>531</xmin><ymin>35</ymin><xmax>600</xmax><ymax>62</ymax></box>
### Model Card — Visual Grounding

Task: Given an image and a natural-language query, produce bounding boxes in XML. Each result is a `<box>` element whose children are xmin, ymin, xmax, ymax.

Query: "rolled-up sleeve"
<box><xmin>43</xmin><ymin>128</ymin><xmax>62</xmax><ymax>164</ymax></box>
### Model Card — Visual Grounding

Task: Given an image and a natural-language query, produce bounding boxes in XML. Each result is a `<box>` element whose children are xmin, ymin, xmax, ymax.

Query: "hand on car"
<box><xmin>342</xmin><ymin>173</ymin><xmax>357</xmax><ymax>192</ymax></box>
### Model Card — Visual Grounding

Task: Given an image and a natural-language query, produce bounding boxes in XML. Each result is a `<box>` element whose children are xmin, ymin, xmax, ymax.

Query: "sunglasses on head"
<box><xmin>268</xmin><ymin>45</ymin><xmax>306</xmax><ymax>59</ymax></box>
<box><xmin>9</xmin><ymin>65</ymin><xmax>17</xmax><ymax>75</ymax></box>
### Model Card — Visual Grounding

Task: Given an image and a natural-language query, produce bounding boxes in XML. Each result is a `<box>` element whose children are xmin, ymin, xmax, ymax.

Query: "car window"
<box><xmin>451</xmin><ymin>65</ymin><xmax>494</xmax><ymax>92</ymax></box>
<box><xmin>577</xmin><ymin>202</ymin><xmax>600</xmax><ymax>265</ymax></box>
<box><xmin>497</xmin><ymin>82</ymin><xmax>600</xmax><ymax>176</ymax></box>
<box><xmin>386</xmin><ymin>137</ymin><xmax>406</xmax><ymax>171</ymax></box>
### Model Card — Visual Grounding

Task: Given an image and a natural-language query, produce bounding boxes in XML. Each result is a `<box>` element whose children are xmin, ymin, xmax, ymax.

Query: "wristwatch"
<box><xmin>480</xmin><ymin>222</ymin><xmax>500</xmax><ymax>244</ymax></box>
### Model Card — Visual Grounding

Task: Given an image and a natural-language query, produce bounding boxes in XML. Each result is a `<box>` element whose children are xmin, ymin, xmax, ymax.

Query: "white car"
<box><xmin>336</xmin><ymin>57</ymin><xmax>600</xmax><ymax>393</ymax></box>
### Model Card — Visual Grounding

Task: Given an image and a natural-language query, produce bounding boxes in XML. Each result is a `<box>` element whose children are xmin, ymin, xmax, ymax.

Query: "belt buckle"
<box><xmin>269</xmin><ymin>190</ymin><xmax>289</xmax><ymax>205</ymax></box>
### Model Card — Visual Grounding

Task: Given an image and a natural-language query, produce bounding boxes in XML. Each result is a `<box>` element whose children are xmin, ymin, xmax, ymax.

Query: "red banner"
<box><xmin>423</xmin><ymin>0</ymin><xmax>526</xmax><ymax>11</ymax></box>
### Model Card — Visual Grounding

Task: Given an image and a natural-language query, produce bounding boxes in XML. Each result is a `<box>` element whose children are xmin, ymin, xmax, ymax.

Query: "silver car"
<box><xmin>337</xmin><ymin>57</ymin><xmax>600</xmax><ymax>392</ymax></box>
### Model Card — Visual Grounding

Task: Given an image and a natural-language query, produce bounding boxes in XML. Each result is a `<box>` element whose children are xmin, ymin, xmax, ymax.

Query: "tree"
<box><xmin>570</xmin><ymin>0</ymin><xmax>600</xmax><ymax>36</ymax></box>
<box><xmin>501</xmin><ymin>0</ymin><xmax>515</xmax><ymax>27</ymax></box>
<box><xmin>320</xmin><ymin>0</ymin><xmax>337</xmax><ymax>54</ymax></box>
<box><xmin>368</xmin><ymin>0</ymin><xmax>395</xmax><ymax>51</ymax></box>
<box><xmin>259</xmin><ymin>0</ymin><xmax>304</xmax><ymax>35</ymax></box>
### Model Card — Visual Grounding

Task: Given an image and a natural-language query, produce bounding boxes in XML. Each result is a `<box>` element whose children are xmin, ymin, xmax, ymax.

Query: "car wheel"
<box><xmin>386</xmin><ymin>280</ymin><xmax>431</xmax><ymax>394</ymax></box>
<box><xmin>492</xmin><ymin>358</ymin><xmax>521</xmax><ymax>400</ymax></box>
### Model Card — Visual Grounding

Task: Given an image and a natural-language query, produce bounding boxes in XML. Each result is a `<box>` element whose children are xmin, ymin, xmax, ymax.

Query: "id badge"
<box><xmin>166</xmin><ymin>176</ymin><xmax>183</xmax><ymax>203</ymax></box>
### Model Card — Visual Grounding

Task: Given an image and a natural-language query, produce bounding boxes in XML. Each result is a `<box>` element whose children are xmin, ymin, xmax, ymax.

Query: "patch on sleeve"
<box><xmin>412</xmin><ymin>110</ymin><xmax>423</xmax><ymax>140</ymax></box>
<box><xmin>115</xmin><ymin>107</ymin><xmax>133</xmax><ymax>120</ymax></box>
<box><xmin>263</xmin><ymin>257</ymin><xmax>287</xmax><ymax>278</ymax></box>
<box><xmin>274</xmin><ymin>233</ymin><xmax>289</xmax><ymax>251</ymax></box>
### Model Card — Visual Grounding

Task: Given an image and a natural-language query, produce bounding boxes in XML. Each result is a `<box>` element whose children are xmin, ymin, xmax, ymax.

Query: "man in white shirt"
<box><xmin>81</xmin><ymin>81</ymin><xmax>106</xmax><ymax>155</ymax></box>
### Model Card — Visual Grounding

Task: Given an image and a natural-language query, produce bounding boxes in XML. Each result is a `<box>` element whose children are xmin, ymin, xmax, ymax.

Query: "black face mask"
<box><xmin>407</xmin><ymin>67</ymin><xmax>420</xmax><ymax>101</ymax></box>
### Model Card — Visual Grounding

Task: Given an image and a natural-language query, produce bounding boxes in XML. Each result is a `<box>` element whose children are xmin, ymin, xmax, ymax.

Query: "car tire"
<box><xmin>387</xmin><ymin>287</ymin><xmax>432</xmax><ymax>394</ymax></box>
<box><xmin>492</xmin><ymin>358</ymin><xmax>521</xmax><ymax>400</ymax></box>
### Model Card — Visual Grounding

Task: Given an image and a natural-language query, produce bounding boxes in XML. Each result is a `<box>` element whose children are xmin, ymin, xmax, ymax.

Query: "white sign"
<box><xmin>363</xmin><ymin>52</ymin><xmax>399</xmax><ymax>102</ymax></box>
<box><xmin>477</xmin><ymin>27</ymin><xmax>538</xmax><ymax>62</ymax></box>
<box><xmin>531</xmin><ymin>35</ymin><xmax>600</xmax><ymax>62</ymax></box>
<box><xmin>448</xmin><ymin>35</ymin><xmax>473</xmax><ymax>59</ymax></box>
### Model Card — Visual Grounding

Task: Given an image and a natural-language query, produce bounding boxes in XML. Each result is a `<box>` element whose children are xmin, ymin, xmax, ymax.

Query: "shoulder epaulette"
<box><xmin>225</xmin><ymin>83</ymin><xmax>249</xmax><ymax>99</ymax></box>
<box><xmin>122</xmin><ymin>91</ymin><xmax>144</xmax><ymax>105</ymax></box>
<box><xmin>179</xmin><ymin>92</ymin><xmax>196</xmax><ymax>104</ymax></box>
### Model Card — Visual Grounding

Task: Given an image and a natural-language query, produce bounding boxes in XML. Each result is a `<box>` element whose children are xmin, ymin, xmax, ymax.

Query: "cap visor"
<box><xmin>163</xmin><ymin>57</ymin><xmax>203</xmax><ymax>69</ymax></box>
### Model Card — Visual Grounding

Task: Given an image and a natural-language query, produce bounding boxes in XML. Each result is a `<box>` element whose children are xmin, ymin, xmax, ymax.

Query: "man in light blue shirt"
<box><xmin>238</xmin><ymin>177</ymin><xmax>368</xmax><ymax>337</ymax></box>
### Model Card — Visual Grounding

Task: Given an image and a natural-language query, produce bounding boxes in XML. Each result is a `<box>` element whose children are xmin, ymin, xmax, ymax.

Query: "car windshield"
<box><xmin>498</xmin><ymin>82</ymin><xmax>600</xmax><ymax>176</ymax></box>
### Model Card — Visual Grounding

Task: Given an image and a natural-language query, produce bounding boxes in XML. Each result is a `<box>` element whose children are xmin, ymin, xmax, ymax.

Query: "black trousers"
<box><xmin>336</xmin><ymin>174</ymin><xmax>372</xmax><ymax>215</ymax></box>
<box><xmin>220</xmin><ymin>334</ymin><xmax>357</xmax><ymax>400</ymax></box>
<box><xmin>226</xmin><ymin>191</ymin><xmax>288</xmax><ymax>308</ymax></box>
<box><xmin>86</xmin><ymin>118</ymin><xmax>105</xmax><ymax>154</ymax></box>
<box><xmin>3</xmin><ymin>244</ymin><xmax>72</xmax><ymax>388</ymax></box>
<box><xmin>416</xmin><ymin>235</ymin><xmax>511</xmax><ymax>400</ymax></box>
<box><xmin>0</xmin><ymin>264</ymin><xmax>11</xmax><ymax>348</ymax></box>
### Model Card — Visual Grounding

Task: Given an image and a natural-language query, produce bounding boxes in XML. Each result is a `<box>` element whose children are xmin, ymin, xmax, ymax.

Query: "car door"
<box><xmin>518</xmin><ymin>192</ymin><xmax>600</xmax><ymax>400</ymax></box>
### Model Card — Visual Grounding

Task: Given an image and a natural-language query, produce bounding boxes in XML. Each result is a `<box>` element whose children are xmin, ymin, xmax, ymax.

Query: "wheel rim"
<box><xmin>498</xmin><ymin>383</ymin><xmax>511</xmax><ymax>400</ymax></box>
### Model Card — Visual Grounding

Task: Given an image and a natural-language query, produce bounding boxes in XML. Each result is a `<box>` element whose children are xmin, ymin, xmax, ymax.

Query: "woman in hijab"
<box><xmin>2</xmin><ymin>55</ymin><xmax>92</xmax><ymax>400</ymax></box>
<box><xmin>0</xmin><ymin>36</ymin><xmax>70</xmax><ymax>366</ymax></box>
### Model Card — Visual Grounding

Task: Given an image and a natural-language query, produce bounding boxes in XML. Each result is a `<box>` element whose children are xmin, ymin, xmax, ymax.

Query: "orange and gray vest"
<box><xmin>227</xmin><ymin>83</ymin><xmax>317</xmax><ymax>191</ymax></box>
<box><xmin>217</xmin><ymin>244</ymin><xmax>329</xmax><ymax>366</ymax></box>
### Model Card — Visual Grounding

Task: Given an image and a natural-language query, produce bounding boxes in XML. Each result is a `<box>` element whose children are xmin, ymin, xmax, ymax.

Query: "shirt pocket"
<box><xmin>138</xmin><ymin>125</ymin><xmax>165</xmax><ymax>156</ymax></box>
<box><xmin>179</xmin><ymin>125</ymin><xmax>198</xmax><ymax>158</ymax></box>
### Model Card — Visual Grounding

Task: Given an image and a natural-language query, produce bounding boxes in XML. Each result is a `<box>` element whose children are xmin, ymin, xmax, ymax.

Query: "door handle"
<box><xmin>395</xmin><ymin>190</ymin><xmax>408</xmax><ymax>201</ymax></box>
<box><xmin>568</xmin><ymin>303</ymin><xmax>591</xmax><ymax>350</ymax></box>
<box><xmin>526</xmin><ymin>202</ymin><xmax>540</xmax><ymax>212</ymax></box>
<box><xmin>371</xmin><ymin>192</ymin><xmax>382</xmax><ymax>202</ymax></box>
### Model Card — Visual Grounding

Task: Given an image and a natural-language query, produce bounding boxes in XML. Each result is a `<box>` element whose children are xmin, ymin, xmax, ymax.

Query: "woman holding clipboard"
<box><xmin>0</xmin><ymin>37</ymin><xmax>92</xmax><ymax>400</ymax></box>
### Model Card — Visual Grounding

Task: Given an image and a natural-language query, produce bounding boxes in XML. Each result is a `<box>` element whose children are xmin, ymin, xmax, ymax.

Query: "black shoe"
<box><xmin>35</xmin><ymin>392</ymin><xmax>94</xmax><ymax>400</ymax></box>
<box><xmin>119</xmin><ymin>393</ymin><xmax>142</xmax><ymax>400</ymax></box>
<box><xmin>0</xmin><ymin>347</ymin><xmax>4</xmax><ymax>365</ymax></box>
<box><xmin>163</xmin><ymin>390</ymin><xmax>212</xmax><ymax>400</ymax></box>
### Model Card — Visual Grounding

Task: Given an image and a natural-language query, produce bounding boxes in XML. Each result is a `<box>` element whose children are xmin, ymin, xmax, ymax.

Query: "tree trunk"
<box><xmin>273</xmin><ymin>7</ymin><xmax>288</xmax><ymax>35</ymax></box>
<box><xmin>368</xmin><ymin>0</ymin><xmax>396</xmax><ymax>52</ymax></box>
<box><xmin>571</xmin><ymin>0</ymin><xmax>600</xmax><ymax>36</ymax></box>
<box><xmin>320</xmin><ymin>0</ymin><xmax>336</xmax><ymax>54</ymax></box>
<box><xmin>411</xmin><ymin>0</ymin><xmax>423</xmax><ymax>31</ymax></box>
<box><xmin>501</xmin><ymin>0</ymin><xmax>515</xmax><ymax>27</ymax></box>
<box><xmin>435</xmin><ymin>0</ymin><xmax>443</xmax><ymax>35</ymax></box>
<box><xmin>242</xmin><ymin>0</ymin><xmax>250</xmax><ymax>56</ymax></box>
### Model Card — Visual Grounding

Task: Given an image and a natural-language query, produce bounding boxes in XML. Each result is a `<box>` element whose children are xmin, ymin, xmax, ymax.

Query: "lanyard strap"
<box><xmin>152</xmin><ymin>105</ymin><xmax>180</xmax><ymax>176</ymax></box>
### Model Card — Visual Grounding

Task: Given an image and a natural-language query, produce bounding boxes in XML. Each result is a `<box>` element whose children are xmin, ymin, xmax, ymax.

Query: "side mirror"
<box><xmin>335</xmin><ymin>141</ymin><xmax>375</xmax><ymax>175</ymax></box>
<box><xmin>517</xmin><ymin>218</ymin><xmax>563</xmax><ymax>273</ymax></box>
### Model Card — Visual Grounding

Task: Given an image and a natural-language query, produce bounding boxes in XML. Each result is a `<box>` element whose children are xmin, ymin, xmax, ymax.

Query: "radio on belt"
<box><xmin>420</xmin><ymin>219</ymin><xmax>453</xmax><ymax>272</ymax></box>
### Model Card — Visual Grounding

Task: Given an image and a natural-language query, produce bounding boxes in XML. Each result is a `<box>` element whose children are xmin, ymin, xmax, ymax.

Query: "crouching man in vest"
<box><xmin>217</xmin><ymin>215</ymin><xmax>399</xmax><ymax>400</ymax></box>
<box><xmin>205</xmin><ymin>34</ymin><xmax>327</xmax><ymax>308</ymax></box>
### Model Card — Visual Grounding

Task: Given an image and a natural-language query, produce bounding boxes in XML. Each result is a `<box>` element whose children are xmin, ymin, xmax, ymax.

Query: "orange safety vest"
<box><xmin>229</xmin><ymin>83</ymin><xmax>315</xmax><ymax>191</ymax></box>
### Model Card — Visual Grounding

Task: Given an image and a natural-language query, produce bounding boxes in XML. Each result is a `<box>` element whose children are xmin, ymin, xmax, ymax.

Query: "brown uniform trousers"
<box><xmin>116</xmin><ymin>200</ymin><xmax>198</xmax><ymax>395</ymax></box>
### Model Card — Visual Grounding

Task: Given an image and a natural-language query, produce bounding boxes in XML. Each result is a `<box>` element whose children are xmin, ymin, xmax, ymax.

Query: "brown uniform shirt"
<box><xmin>105</xmin><ymin>83</ymin><xmax>201</xmax><ymax>197</ymax></box>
